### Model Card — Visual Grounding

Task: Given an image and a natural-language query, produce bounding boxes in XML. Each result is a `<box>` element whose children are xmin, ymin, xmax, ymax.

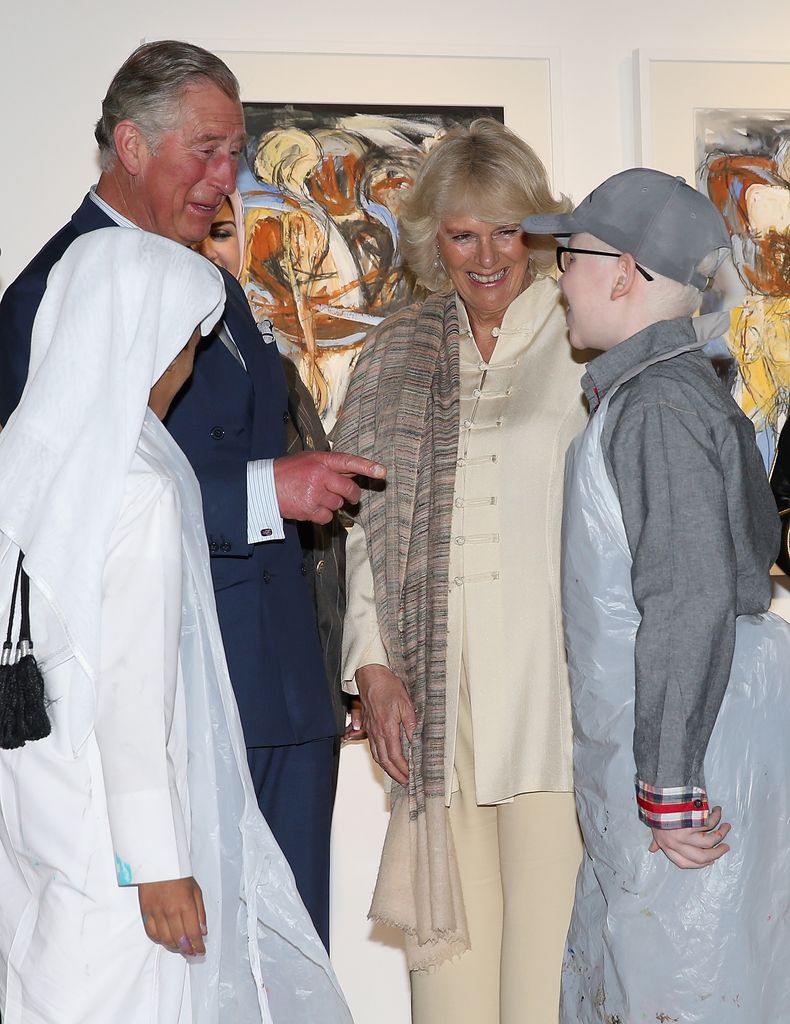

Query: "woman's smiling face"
<box><xmin>436</xmin><ymin>214</ymin><xmax>531</xmax><ymax>326</ymax></box>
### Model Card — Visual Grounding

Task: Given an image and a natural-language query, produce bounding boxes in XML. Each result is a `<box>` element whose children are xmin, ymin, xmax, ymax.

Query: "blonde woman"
<box><xmin>334</xmin><ymin>119</ymin><xmax>586</xmax><ymax>1023</ymax></box>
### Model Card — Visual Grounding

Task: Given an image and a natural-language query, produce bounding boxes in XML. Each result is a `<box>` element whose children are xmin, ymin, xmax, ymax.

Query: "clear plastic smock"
<box><xmin>160</xmin><ymin>417</ymin><xmax>353</xmax><ymax>1023</ymax></box>
<box><xmin>560</xmin><ymin>345</ymin><xmax>790</xmax><ymax>1022</ymax></box>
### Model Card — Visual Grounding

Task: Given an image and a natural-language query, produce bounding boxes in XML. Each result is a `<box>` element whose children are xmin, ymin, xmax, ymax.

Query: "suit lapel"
<box><xmin>220</xmin><ymin>271</ymin><xmax>288</xmax><ymax>459</ymax></box>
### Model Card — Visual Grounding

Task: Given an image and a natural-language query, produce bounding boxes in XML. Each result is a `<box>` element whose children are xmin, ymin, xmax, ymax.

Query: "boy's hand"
<box><xmin>139</xmin><ymin>876</ymin><xmax>207</xmax><ymax>956</ymax></box>
<box><xmin>648</xmin><ymin>805</ymin><xmax>731</xmax><ymax>868</ymax></box>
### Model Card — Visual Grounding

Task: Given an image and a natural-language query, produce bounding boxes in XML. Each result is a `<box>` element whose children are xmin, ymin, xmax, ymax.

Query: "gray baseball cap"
<box><xmin>522</xmin><ymin>167</ymin><xmax>731</xmax><ymax>290</ymax></box>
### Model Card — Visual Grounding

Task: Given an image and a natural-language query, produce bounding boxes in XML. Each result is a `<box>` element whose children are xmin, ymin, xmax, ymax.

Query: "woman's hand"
<box><xmin>648</xmin><ymin>805</ymin><xmax>731</xmax><ymax>869</ymax></box>
<box><xmin>138</xmin><ymin>876</ymin><xmax>207</xmax><ymax>956</ymax></box>
<box><xmin>356</xmin><ymin>664</ymin><xmax>416</xmax><ymax>786</ymax></box>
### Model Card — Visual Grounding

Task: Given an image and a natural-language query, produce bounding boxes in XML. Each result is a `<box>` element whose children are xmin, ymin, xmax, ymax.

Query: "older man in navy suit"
<box><xmin>0</xmin><ymin>40</ymin><xmax>384</xmax><ymax>951</ymax></box>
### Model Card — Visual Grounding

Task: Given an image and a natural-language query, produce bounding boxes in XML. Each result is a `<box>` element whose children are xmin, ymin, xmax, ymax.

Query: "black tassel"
<box><xmin>0</xmin><ymin>553</ymin><xmax>51</xmax><ymax>750</ymax></box>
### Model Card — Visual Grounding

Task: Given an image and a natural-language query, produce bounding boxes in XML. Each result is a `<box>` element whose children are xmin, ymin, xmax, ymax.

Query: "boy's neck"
<box><xmin>593</xmin><ymin>310</ymin><xmax>676</xmax><ymax>354</ymax></box>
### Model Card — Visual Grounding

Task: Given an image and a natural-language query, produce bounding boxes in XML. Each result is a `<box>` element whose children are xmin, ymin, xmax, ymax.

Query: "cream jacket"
<box><xmin>343</xmin><ymin>278</ymin><xmax>588</xmax><ymax>804</ymax></box>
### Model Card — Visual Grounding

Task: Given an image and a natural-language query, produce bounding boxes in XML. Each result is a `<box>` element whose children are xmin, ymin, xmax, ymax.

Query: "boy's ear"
<box><xmin>610</xmin><ymin>253</ymin><xmax>638</xmax><ymax>301</ymax></box>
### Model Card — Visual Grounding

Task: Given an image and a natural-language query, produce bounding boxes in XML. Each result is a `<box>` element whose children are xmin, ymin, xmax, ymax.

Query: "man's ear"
<box><xmin>113</xmin><ymin>120</ymin><xmax>149</xmax><ymax>176</ymax></box>
<box><xmin>610</xmin><ymin>253</ymin><xmax>638</xmax><ymax>300</ymax></box>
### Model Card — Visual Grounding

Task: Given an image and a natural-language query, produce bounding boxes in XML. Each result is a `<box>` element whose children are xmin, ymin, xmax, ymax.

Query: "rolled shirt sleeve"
<box><xmin>246</xmin><ymin>458</ymin><xmax>285</xmax><ymax>543</ymax></box>
<box><xmin>635</xmin><ymin>780</ymin><xmax>709</xmax><ymax>829</ymax></box>
<box><xmin>605</xmin><ymin>396</ymin><xmax>738</xmax><ymax>830</ymax></box>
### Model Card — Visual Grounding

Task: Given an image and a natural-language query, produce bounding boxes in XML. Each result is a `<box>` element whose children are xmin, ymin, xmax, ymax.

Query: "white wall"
<box><xmin>5</xmin><ymin>1</ymin><xmax>790</xmax><ymax>288</ymax></box>
<box><xmin>5</xmin><ymin>4</ymin><xmax>790</xmax><ymax>1022</ymax></box>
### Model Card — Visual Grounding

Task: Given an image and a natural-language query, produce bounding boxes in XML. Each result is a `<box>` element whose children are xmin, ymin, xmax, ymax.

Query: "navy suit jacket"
<box><xmin>0</xmin><ymin>195</ymin><xmax>335</xmax><ymax>747</ymax></box>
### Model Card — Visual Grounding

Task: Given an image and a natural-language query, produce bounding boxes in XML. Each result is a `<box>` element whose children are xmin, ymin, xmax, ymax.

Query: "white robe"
<box><xmin>0</xmin><ymin>413</ymin><xmax>352</xmax><ymax>1023</ymax></box>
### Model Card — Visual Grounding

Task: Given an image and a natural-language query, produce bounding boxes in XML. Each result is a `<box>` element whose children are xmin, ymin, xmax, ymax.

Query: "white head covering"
<box><xmin>0</xmin><ymin>227</ymin><xmax>225</xmax><ymax>683</ymax></box>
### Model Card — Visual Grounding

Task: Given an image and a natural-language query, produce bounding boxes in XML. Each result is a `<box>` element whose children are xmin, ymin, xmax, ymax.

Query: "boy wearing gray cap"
<box><xmin>523</xmin><ymin>169</ymin><xmax>790</xmax><ymax>1021</ymax></box>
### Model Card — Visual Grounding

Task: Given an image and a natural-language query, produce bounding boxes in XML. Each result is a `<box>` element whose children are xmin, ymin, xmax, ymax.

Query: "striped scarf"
<box><xmin>333</xmin><ymin>292</ymin><xmax>470</xmax><ymax>968</ymax></box>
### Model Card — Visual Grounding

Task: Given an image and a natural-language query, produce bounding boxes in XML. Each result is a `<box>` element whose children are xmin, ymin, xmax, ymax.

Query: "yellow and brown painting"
<box><xmin>697</xmin><ymin>109</ymin><xmax>790</xmax><ymax>471</ymax></box>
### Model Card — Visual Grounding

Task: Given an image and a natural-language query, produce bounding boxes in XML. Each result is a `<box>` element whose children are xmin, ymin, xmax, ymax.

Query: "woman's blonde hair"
<box><xmin>399</xmin><ymin>118</ymin><xmax>570</xmax><ymax>292</ymax></box>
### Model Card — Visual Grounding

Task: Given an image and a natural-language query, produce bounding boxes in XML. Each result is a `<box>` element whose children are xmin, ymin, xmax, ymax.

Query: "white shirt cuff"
<box><xmin>247</xmin><ymin>459</ymin><xmax>284</xmax><ymax>543</ymax></box>
<box><xmin>108</xmin><ymin>789</ymin><xmax>191</xmax><ymax>886</ymax></box>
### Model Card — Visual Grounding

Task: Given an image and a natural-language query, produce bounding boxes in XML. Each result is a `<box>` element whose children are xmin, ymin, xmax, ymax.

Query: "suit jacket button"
<box><xmin>263</xmin><ymin>570</ymin><xmax>272</xmax><ymax>583</ymax></box>
<box><xmin>282</xmin><ymin>410</ymin><xmax>289</xmax><ymax>423</ymax></box>
<box><xmin>315</xmin><ymin>558</ymin><xmax>326</xmax><ymax>575</ymax></box>
<box><xmin>210</xmin><ymin>426</ymin><xmax>225</xmax><ymax>440</ymax></box>
<box><xmin>209</xmin><ymin>541</ymin><xmax>219</xmax><ymax>554</ymax></box>
<box><xmin>220</xmin><ymin>541</ymin><xmax>232</xmax><ymax>552</ymax></box>
<box><xmin>300</xmin><ymin>562</ymin><xmax>308</xmax><ymax>575</ymax></box>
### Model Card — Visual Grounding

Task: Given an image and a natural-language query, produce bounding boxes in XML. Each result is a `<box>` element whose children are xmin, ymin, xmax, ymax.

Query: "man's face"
<box><xmin>133</xmin><ymin>82</ymin><xmax>246</xmax><ymax>246</ymax></box>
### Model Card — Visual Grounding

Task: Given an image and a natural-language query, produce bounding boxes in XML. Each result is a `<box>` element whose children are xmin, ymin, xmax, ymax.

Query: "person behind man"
<box><xmin>0</xmin><ymin>39</ymin><xmax>385</xmax><ymax>951</ymax></box>
<box><xmin>194</xmin><ymin>191</ymin><xmax>352</xmax><ymax>749</ymax></box>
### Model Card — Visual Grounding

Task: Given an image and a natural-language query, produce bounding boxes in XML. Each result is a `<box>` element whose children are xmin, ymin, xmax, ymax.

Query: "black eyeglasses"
<box><xmin>556</xmin><ymin>245</ymin><xmax>654</xmax><ymax>282</ymax></box>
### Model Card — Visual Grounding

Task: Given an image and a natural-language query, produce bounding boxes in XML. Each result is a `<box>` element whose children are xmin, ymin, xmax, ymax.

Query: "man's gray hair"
<box><xmin>94</xmin><ymin>40</ymin><xmax>240</xmax><ymax>172</ymax></box>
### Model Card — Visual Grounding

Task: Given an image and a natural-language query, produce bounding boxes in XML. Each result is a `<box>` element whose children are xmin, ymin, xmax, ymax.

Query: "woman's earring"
<box><xmin>433</xmin><ymin>245</ymin><xmax>442</xmax><ymax>269</ymax></box>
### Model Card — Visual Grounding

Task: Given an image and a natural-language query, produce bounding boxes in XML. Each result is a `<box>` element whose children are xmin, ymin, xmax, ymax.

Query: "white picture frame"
<box><xmin>199</xmin><ymin>43</ymin><xmax>562</xmax><ymax>187</ymax></box>
<box><xmin>636</xmin><ymin>49</ymin><xmax>790</xmax><ymax>181</ymax></box>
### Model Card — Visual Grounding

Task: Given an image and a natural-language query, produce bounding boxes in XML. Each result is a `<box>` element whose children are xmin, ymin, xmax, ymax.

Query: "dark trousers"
<box><xmin>246</xmin><ymin>736</ymin><xmax>336</xmax><ymax>950</ymax></box>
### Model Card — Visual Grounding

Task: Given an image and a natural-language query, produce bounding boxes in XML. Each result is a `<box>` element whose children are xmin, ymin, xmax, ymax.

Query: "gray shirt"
<box><xmin>582</xmin><ymin>317</ymin><xmax>780</xmax><ymax>795</ymax></box>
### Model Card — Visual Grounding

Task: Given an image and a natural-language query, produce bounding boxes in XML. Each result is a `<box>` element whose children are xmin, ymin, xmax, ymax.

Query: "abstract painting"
<box><xmin>237</xmin><ymin>102</ymin><xmax>504</xmax><ymax>428</ymax></box>
<box><xmin>696</xmin><ymin>109</ymin><xmax>790</xmax><ymax>470</ymax></box>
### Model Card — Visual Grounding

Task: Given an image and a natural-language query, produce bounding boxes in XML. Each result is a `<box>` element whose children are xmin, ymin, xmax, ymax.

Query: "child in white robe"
<box><xmin>0</xmin><ymin>228</ymin><xmax>352</xmax><ymax>1024</ymax></box>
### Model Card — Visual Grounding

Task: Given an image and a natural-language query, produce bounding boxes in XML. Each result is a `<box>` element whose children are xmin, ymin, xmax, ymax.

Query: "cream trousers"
<box><xmin>410</xmin><ymin>667</ymin><xmax>582</xmax><ymax>1024</ymax></box>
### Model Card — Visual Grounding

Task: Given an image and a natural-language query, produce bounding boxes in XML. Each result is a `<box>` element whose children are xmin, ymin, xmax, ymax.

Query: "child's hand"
<box><xmin>138</xmin><ymin>876</ymin><xmax>207</xmax><ymax>956</ymax></box>
<box><xmin>648</xmin><ymin>805</ymin><xmax>731</xmax><ymax>869</ymax></box>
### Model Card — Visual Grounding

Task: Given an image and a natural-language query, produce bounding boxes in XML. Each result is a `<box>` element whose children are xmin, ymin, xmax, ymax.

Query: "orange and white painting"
<box><xmin>697</xmin><ymin>109</ymin><xmax>790</xmax><ymax>470</ymax></box>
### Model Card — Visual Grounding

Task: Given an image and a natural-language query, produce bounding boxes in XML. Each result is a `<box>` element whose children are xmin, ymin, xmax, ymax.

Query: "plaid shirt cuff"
<box><xmin>635</xmin><ymin>780</ymin><xmax>709</xmax><ymax>829</ymax></box>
